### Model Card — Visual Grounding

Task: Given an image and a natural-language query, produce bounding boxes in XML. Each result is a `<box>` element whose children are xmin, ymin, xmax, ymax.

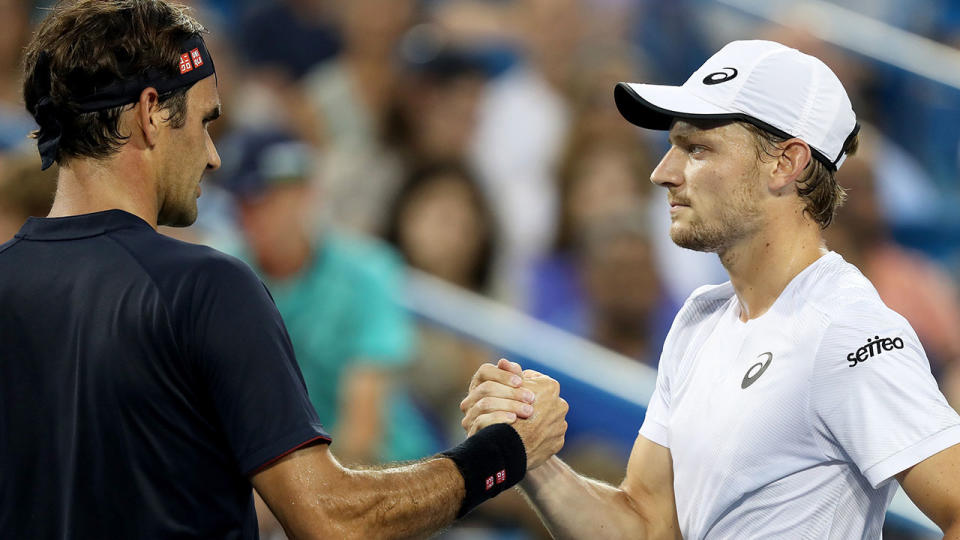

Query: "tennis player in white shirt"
<box><xmin>459</xmin><ymin>40</ymin><xmax>960</xmax><ymax>538</ymax></box>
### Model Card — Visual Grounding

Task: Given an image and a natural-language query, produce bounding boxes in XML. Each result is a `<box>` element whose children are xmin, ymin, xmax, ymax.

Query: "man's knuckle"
<box><xmin>478</xmin><ymin>381</ymin><xmax>496</xmax><ymax>396</ymax></box>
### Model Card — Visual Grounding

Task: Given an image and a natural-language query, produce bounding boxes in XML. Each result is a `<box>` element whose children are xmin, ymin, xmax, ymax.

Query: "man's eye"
<box><xmin>688</xmin><ymin>144</ymin><xmax>707</xmax><ymax>155</ymax></box>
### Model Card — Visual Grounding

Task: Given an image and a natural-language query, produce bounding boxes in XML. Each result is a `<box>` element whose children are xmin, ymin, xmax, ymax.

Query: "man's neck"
<box><xmin>47</xmin><ymin>155</ymin><xmax>159</xmax><ymax>229</ymax></box>
<box><xmin>719</xmin><ymin>212</ymin><xmax>826</xmax><ymax>322</ymax></box>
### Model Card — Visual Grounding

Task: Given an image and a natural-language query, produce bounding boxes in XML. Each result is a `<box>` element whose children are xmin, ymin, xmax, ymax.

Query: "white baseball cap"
<box><xmin>615</xmin><ymin>40</ymin><xmax>859</xmax><ymax>170</ymax></box>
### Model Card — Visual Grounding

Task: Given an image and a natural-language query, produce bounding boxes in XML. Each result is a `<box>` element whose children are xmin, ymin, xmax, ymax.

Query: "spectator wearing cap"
<box><xmin>215</xmin><ymin>129</ymin><xmax>439</xmax><ymax>472</ymax></box>
<box><xmin>389</xmin><ymin>36</ymin><xmax>491</xmax><ymax>171</ymax></box>
<box><xmin>299</xmin><ymin>0</ymin><xmax>416</xmax><ymax>236</ymax></box>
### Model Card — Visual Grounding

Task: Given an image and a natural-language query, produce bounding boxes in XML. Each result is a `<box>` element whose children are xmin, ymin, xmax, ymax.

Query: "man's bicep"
<box><xmin>897</xmin><ymin>442</ymin><xmax>960</xmax><ymax>531</ymax></box>
<box><xmin>252</xmin><ymin>443</ymin><xmax>344</xmax><ymax>538</ymax></box>
<box><xmin>620</xmin><ymin>434</ymin><xmax>680</xmax><ymax>536</ymax></box>
<box><xmin>192</xmin><ymin>257</ymin><xmax>329</xmax><ymax>473</ymax></box>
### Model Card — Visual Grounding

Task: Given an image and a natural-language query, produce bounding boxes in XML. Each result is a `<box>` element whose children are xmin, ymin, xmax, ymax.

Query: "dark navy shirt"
<box><xmin>0</xmin><ymin>210</ymin><xmax>330</xmax><ymax>539</ymax></box>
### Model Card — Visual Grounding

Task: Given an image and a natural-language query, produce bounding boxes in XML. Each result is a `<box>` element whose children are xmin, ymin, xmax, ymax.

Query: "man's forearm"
<box><xmin>262</xmin><ymin>450</ymin><xmax>464</xmax><ymax>539</ymax></box>
<box><xmin>257</xmin><ymin>426</ymin><xmax>529</xmax><ymax>539</ymax></box>
<box><xmin>518</xmin><ymin>456</ymin><xmax>662</xmax><ymax>540</ymax></box>
<box><xmin>331</xmin><ymin>457</ymin><xmax>464</xmax><ymax>539</ymax></box>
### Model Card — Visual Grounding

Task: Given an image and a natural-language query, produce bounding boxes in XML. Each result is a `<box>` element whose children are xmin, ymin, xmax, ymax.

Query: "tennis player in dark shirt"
<box><xmin>0</xmin><ymin>1</ymin><xmax>567</xmax><ymax>538</ymax></box>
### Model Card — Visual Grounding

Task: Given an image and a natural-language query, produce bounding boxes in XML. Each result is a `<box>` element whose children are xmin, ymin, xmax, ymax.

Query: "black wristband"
<box><xmin>441</xmin><ymin>423</ymin><xmax>527</xmax><ymax>518</ymax></box>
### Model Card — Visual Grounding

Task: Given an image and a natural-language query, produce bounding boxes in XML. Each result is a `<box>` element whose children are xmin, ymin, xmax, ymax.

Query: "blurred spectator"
<box><xmin>216</xmin><ymin>129</ymin><xmax>438</xmax><ymax>467</ymax></box>
<box><xmin>825</xmin><ymin>153</ymin><xmax>960</xmax><ymax>406</ymax></box>
<box><xmin>383</xmin><ymin>158</ymin><xmax>548</xmax><ymax>538</ymax></box>
<box><xmin>527</xmin><ymin>134</ymin><xmax>673</xmax><ymax>365</ymax></box>
<box><xmin>384</xmin><ymin>161</ymin><xmax>495</xmax><ymax>437</ymax></box>
<box><xmin>0</xmin><ymin>0</ymin><xmax>37</xmax><ymax>151</ymax></box>
<box><xmin>301</xmin><ymin>0</ymin><xmax>417</xmax><ymax>235</ymax></box>
<box><xmin>386</xmin><ymin>161</ymin><xmax>495</xmax><ymax>293</ymax></box>
<box><xmin>579</xmin><ymin>215</ymin><xmax>664</xmax><ymax>362</ymax></box>
<box><xmin>236</xmin><ymin>0</ymin><xmax>340</xmax><ymax>81</ymax></box>
<box><xmin>384</xmin><ymin>161</ymin><xmax>496</xmax><ymax>432</ymax></box>
<box><xmin>391</xmin><ymin>29</ymin><xmax>490</xmax><ymax>169</ymax></box>
<box><xmin>0</xmin><ymin>152</ymin><xmax>57</xmax><ymax>242</ymax></box>
<box><xmin>469</xmin><ymin>0</ymin><xmax>587</xmax><ymax>302</ymax></box>
<box><xmin>564</xmin><ymin>41</ymin><xmax>730</xmax><ymax>307</ymax></box>
<box><xmin>564</xmin><ymin>43</ymin><xmax>652</xmax><ymax>151</ymax></box>
<box><xmin>629</xmin><ymin>0</ymin><xmax>711</xmax><ymax>85</ymax></box>
<box><xmin>529</xmin><ymin>137</ymin><xmax>649</xmax><ymax>331</ymax></box>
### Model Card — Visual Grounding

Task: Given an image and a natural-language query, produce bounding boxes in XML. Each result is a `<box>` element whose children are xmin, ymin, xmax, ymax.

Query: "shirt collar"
<box><xmin>16</xmin><ymin>209</ymin><xmax>153</xmax><ymax>241</ymax></box>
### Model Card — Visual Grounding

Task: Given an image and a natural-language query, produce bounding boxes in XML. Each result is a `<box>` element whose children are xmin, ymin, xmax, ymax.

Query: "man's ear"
<box><xmin>135</xmin><ymin>87</ymin><xmax>162</xmax><ymax>148</ymax></box>
<box><xmin>770</xmin><ymin>138</ymin><xmax>812</xmax><ymax>194</ymax></box>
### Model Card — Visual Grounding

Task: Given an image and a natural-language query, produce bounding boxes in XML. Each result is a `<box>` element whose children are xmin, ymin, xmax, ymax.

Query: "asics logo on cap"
<box><xmin>702</xmin><ymin>67</ymin><xmax>738</xmax><ymax>85</ymax></box>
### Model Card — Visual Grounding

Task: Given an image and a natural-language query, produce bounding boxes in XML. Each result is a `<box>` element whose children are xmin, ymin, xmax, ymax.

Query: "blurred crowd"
<box><xmin>2</xmin><ymin>0</ymin><xmax>960</xmax><ymax>538</ymax></box>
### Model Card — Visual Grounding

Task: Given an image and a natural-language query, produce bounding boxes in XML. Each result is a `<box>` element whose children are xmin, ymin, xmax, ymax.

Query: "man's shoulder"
<box><xmin>805</xmin><ymin>265</ymin><xmax>919</xmax><ymax>372</ymax></box>
<box><xmin>796</xmin><ymin>253</ymin><xmax>901</xmax><ymax>327</ymax></box>
<box><xmin>118</xmin><ymin>229</ymin><xmax>247</xmax><ymax>274</ymax></box>
<box><xmin>113</xmin><ymin>229</ymin><xmax>262</xmax><ymax>299</ymax></box>
<box><xmin>0</xmin><ymin>236</ymin><xmax>20</xmax><ymax>256</ymax></box>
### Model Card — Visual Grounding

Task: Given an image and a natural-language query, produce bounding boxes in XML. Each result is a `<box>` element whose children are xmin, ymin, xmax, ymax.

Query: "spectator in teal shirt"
<box><xmin>215</xmin><ymin>129</ymin><xmax>438</xmax><ymax>465</ymax></box>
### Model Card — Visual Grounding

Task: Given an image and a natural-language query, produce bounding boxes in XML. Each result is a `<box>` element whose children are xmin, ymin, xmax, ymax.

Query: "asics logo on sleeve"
<box><xmin>741</xmin><ymin>352</ymin><xmax>773</xmax><ymax>389</ymax></box>
<box><xmin>847</xmin><ymin>335</ymin><xmax>904</xmax><ymax>367</ymax></box>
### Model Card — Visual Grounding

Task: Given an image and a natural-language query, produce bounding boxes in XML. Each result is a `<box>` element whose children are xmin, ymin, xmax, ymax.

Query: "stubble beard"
<box><xmin>669</xmin><ymin>179</ymin><xmax>764</xmax><ymax>253</ymax></box>
<box><xmin>157</xmin><ymin>181</ymin><xmax>200</xmax><ymax>228</ymax></box>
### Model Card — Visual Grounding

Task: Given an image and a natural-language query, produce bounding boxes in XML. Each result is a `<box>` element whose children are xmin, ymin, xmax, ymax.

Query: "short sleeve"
<box><xmin>640</xmin><ymin>365</ymin><xmax>671</xmax><ymax>448</ymax></box>
<box><xmin>640</xmin><ymin>315</ymin><xmax>681</xmax><ymax>448</ymax></box>
<box><xmin>191</xmin><ymin>256</ymin><xmax>330</xmax><ymax>475</ymax></box>
<box><xmin>810</xmin><ymin>302</ymin><xmax>960</xmax><ymax>488</ymax></box>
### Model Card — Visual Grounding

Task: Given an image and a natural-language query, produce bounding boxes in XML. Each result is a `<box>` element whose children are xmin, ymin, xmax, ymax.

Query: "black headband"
<box><xmin>34</xmin><ymin>34</ymin><xmax>216</xmax><ymax>170</ymax></box>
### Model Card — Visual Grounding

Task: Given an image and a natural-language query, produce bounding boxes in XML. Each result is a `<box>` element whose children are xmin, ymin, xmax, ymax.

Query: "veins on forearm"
<box><xmin>327</xmin><ymin>457</ymin><xmax>464</xmax><ymax>539</ymax></box>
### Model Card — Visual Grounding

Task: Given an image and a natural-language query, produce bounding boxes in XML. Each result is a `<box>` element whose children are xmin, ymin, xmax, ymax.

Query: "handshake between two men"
<box><xmin>455</xmin><ymin>359</ymin><xmax>679</xmax><ymax>540</ymax></box>
<box><xmin>458</xmin><ymin>358</ymin><xmax>570</xmax><ymax>473</ymax></box>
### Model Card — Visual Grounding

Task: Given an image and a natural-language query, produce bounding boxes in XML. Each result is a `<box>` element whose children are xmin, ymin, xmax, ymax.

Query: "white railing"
<box><xmin>717</xmin><ymin>0</ymin><xmax>960</xmax><ymax>91</ymax></box>
<box><xmin>402</xmin><ymin>268</ymin><xmax>940</xmax><ymax>536</ymax></box>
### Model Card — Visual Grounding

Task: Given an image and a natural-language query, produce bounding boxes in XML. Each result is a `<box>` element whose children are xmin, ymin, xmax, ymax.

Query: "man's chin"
<box><xmin>157</xmin><ymin>204</ymin><xmax>199</xmax><ymax>228</ymax></box>
<box><xmin>670</xmin><ymin>225</ymin><xmax>720</xmax><ymax>253</ymax></box>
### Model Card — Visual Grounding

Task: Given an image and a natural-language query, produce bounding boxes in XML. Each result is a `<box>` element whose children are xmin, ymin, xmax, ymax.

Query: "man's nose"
<box><xmin>650</xmin><ymin>147</ymin><xmax>683</xmax><ymax>188</ymax></box>
<box><xmin>206</xmin><ymin>135</ymin><xmax>221</xmax><ymax>171</ymax></box>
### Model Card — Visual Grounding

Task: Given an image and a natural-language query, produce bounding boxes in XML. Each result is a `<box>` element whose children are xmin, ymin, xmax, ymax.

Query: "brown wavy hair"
<box><xmin>740</xmin><ymin>122</ymin><xmax>860</xmax><ymax>229</ymax></box>
<box><xmin>22</xmin><ymin>0</ymin><xmax>205</xmax><ymax>167</ymax></box>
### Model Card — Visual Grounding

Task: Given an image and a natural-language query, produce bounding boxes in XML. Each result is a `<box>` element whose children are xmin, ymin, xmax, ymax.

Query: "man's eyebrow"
<box><xmin>669</xmin><ymin>122</ymin><xmax>715</xmax><ymax>146</ymax></box>
<box><xmin>203</xmin><ymin>104</ymin><xmax>222</xmax><ymax>123</ymax></box>
<box><xmin>668</xmin><ymin>131</ymin><xmax>691</xmax><ymax>146</ymax></box>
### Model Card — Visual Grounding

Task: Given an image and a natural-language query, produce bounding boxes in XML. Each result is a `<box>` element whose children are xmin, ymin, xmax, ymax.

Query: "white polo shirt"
<box><xmin>640</xmin><ymin>252</ymin><xmax>960</xmax><ymax>538</ymax></box>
